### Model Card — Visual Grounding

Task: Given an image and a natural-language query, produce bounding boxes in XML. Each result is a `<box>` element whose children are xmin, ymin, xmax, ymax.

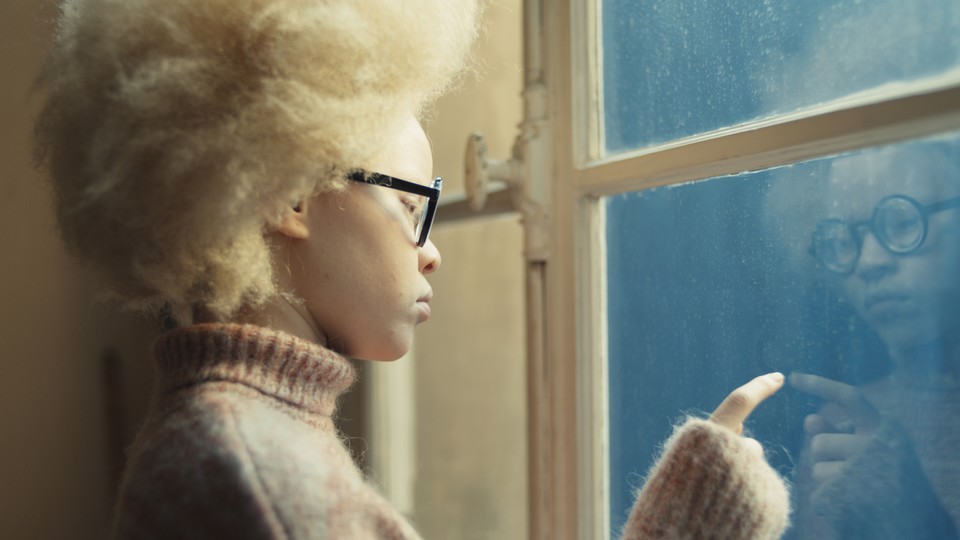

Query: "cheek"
<box><xmin>342</xmin><ymin>226</ymin><xmax>421</xmax><ymax>310</ymax></box>
<box><xmin>902</xmin><ymin>242</ymin><xmax>960</xmax><ymax>294</ymax></box>
<box><xmin>885</xmin><ymin>255</ymin><xmax>960</xmax><ymax>329</ymax></box>
<box><xmin>306</xmin><ymin>194</ymin><xmax>420</xmax><ymax>300</ymax></box>
<box><xmin>838</xmin><ymin>276</ymin><xmax>866</xmax><ymax>308</ymax></box>
<box><xmin>922</xmin><ymin>250</ymin><xmax>960</xmax><ymax>307</ymax></box>
<box><xmin>379</xmin><ymin>246</ymin><xmax>421</xmax><ymax>298</ymax></box>
<box><xmin>926</xmin><ymin>214</ymin><xmax>960</xmax><ymax>262</ymax></box>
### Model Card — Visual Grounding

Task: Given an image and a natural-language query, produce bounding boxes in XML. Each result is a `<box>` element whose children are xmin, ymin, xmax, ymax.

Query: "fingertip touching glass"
<box><xmin>812</xmin><ymin>194</ymin><xmax>960</xmax><ymax>274</ymax></box>
<box><xmin>348</xmin><ymin>170</ymin><xmax>442</xmax><ymax>247</ymax></box>
<box><xmin>605</xmin><ymin>134</ymin><xmax>960</xmax><ymax>538</ymax></box>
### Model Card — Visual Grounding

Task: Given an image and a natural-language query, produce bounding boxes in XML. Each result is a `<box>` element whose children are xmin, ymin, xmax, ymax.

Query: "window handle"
<box><xmin>464</xmin><ymin>132</ymin><xmax>521</xmax><ymax>212</ymax></box>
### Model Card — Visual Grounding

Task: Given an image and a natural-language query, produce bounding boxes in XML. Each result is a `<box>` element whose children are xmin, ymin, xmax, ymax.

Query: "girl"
<box><xmin>34</xmin><ymin>0</ymin><xmax>790</xmax><ymax>537</ymax></box>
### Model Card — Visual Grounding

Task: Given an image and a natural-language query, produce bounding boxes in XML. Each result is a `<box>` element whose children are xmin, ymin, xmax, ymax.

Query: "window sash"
<box><xmin>558</xmin><ymin>5</ymin><xmax>960</xmax><ymax>540</ymax></box>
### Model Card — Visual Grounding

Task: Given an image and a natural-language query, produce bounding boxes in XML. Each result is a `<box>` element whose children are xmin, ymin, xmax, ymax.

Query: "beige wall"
<box><xmin>412</xmin><ymin>219</ymin><xmax>527</xmax><ymax>539</ymax></box>
<box><xmin>413</xmin><ymin>0</ymin><xmax>528</xmax><ymax>538</ymax></box>
<box><xmin>1</xmin><ymin>1</ymin><xmax>116</xmax><ymax>537</ymax></box>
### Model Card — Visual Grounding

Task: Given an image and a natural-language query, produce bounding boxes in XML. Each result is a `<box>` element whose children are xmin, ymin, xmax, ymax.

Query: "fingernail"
<box><xmin>768</xmin><ymin>372</ymin><xmax>784</xmax><ymax>384</ymax></box>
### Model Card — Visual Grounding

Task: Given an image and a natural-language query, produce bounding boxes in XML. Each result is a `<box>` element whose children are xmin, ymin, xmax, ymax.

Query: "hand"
<box><xmin>710</xmin><ymin>372</ymin><xmax>785</xmax><ymax>457</ymax></box>
<box><xmin>789</xmin><ymin>372</ymin><xmax>881</xmax><ymax>492</ymax></box>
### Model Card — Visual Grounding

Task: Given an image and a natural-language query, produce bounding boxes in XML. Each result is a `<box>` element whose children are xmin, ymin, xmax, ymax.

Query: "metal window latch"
<box><xmin>464</xmin><ymin>132</ymin><xmax>522</xmax><ymax>212</ymax></box>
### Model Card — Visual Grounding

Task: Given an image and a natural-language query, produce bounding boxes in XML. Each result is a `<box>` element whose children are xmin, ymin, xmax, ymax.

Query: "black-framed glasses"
<box><xmin>348</xmin><ymin>170</ymin><xmax>442</xmax><ymax>247</ymax></box>
<box><xmin>811</xmin><ymin>194</ymin><xmax>960</xmax><ymax>274</ymax></box>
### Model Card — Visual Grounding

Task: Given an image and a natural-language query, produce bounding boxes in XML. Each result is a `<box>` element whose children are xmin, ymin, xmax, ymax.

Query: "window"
<box><xmin>524</xmin><ymin>1</ymin><xmax>960</xmax><ymax>539</ymax></box>
<box><xmin>605</xmin><ymin>134</ymin><xmax>960</xmax><ymax>537</ymax></box>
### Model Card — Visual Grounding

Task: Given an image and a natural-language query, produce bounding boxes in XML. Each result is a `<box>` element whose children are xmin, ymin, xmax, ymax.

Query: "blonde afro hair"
<box><xmin>34</xmin><ymin>0</ymin><xmax>478</xmax><ymax>318</ymax></box>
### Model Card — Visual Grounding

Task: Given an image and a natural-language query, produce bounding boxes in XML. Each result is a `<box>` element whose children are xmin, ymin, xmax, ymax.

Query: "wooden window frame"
<box><xmin>410</xmin><ymin>1</ymin><xmax>960</xmax><ymax>538</ymax></box>
<box><xmin>543</xmin><ymin>2</ymin><xmax>960</xmax><ymax>540</ymax></box>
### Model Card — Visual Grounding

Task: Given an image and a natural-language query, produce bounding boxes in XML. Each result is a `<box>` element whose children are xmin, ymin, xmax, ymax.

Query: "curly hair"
<box><xmin>34</xmin><ymin>0</ymin><xmax>478</xmax><ymax>319</ymax></box>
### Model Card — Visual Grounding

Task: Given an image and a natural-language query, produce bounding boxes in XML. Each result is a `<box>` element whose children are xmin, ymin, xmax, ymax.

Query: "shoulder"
<box><xmin>114</xmin><ymin>386</ymin><xmax>359</xmax><ymax>538</ymax></box>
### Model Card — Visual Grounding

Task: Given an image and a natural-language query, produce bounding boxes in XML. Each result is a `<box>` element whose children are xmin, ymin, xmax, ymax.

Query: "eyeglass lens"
<box><xmin>411</xmin><ymin>195</ymin><xmax>429</xmax><ymax>239</ymax></box>
<box><xmin>415</xmin><ymin>178</ymin><xmax>441</xmax><ymax>247</ymax></box>
<box><xmin>874</xmin><ymin>197</ymin><xmax>926</xmax><ymax>252</ymax></box>
<box><xmin>346</xmin><ymin>171</ymin><xmax>440</xmax><ymax>247</ymax></box>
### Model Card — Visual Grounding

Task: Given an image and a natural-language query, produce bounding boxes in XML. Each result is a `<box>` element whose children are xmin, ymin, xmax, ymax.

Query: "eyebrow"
<box><xmin>348</xmin><ymin>171</ymin><xmax>439</xmax><ymax>197</ymax></box>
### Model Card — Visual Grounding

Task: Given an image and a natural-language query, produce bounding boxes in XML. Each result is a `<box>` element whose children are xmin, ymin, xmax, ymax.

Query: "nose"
<box><xmin>419</xmin><ymin>238</ymin><xmax>442</xmax><ymax>274</ymax></box>
<box><xmin>855</xmin><ymin>232</ymin><xmax>897</xmax><ymax>283</ymax></box>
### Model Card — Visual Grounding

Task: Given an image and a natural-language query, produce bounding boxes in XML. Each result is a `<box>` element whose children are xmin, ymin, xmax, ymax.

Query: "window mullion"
<box><xmin>578</xmin><ymin>81</ymin><xmax>960</xmax><ymax>197</ymax></box>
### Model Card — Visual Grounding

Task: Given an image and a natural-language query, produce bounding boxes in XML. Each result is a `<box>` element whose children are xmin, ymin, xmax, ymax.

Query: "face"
<box><xmin>824</xmin><ymin>146</ymin><xmax>960</xmax><ymax>357</ymax></box>
<box><xmin>289</xmin><ymin>116</ymin><xmax>441</xmax><ymax>361</ymax></box>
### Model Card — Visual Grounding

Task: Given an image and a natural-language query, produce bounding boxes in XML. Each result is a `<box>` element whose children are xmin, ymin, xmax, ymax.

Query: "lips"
<box><xmin>416</xmin><ymin>290</ymin><xmax>433</xmax><ymax>322</ymax></box>
<box><xmin>416</xmin><ymin>302</ymin><xmax>432</xmax><ymax>321</ymax></box>
<box><xmin>417</xmin><ymin>290</ymin><xmax>434</xmax><ymax>304</ymax></box>
<box><xmin>862</xmin><ymin>291</ymin><xmax>911</xmax><ymax>315</ymax></box>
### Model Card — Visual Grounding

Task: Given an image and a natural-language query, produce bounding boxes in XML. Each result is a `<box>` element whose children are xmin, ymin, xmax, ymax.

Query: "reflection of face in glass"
<box><xmin>821</xmin><ymin>145</ymin><xmax>960</xmax><ymax>359</ymax></box>
<box><xmin>812</xmin><ymin>194</ymin><xmax>960</xmax><ymax>274</ymax></box>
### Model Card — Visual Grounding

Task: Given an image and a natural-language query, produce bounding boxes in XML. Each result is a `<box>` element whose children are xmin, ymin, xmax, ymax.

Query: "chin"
<box><xmin>333</xmin><ymin>320</ymin><xmax>416</xmax><ymax>361</ymax></box>
<box><xmin>878</xmin><ymin>327</ymin><xmax>939</xmax><ymax>354</ymax></box>
<box><xmin>346</xmin><ymin>338</ymin><xmax>412</xmax><ymax>362</ymax></box>
<box><xmin>362</xmin><ymin>350</ymin><xmax>408</xmax><ymax>362</ymax></box>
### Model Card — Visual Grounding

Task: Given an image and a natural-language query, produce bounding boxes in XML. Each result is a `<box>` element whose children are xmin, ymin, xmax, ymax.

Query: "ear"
<box><xmin>275</xmin><ymin>199</ymin><xmax>311</xmax><ymax>240</ymax></box>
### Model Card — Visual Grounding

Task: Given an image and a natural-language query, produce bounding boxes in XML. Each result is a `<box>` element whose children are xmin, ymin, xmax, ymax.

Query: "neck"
<box><xmin>889</xmin><ymin>329</ymin><xmax>960</xmax><ymax>382</ymax></box>
<box><xmin>193</xmin><ymin>296</ymin><xmax>328</xmax><ymax>348</ymax></box>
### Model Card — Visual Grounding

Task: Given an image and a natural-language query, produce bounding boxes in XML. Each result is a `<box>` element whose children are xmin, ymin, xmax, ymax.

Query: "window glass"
<box><xmin>602</xmin><ymin>0</ymin><xmax>960</xmax><ymax>152</ymax></box>
<box><xmin>605</xmin><ymin>133</ymin><xmax>960</xmax><ymax>537</ymax></box>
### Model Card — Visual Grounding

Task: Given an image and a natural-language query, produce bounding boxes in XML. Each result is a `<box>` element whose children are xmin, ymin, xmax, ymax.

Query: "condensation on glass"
<box><xmin>605</xmin><ymin>132</ymin><xmax>960</xmax><ymax>538</ymax></box>
<box><xmin>601</xmin><ymin>0</ymin><xmax>960</xmax><ymax>152</ymax></box>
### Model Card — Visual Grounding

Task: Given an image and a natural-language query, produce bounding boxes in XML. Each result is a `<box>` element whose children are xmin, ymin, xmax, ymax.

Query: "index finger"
<box><xmin>788</xmin><ymin>373</ymin><xmax>859</xmax><ymax>406</ymax></box>
<box><xmin>710</xmin><ymin>373</ymin><xmax>785</xmax><ymax>433</ymax></box>
<box><xmin>788</xmin><ymin>372</ymin><xmax>878</xmax><ymax>429</ymax></box>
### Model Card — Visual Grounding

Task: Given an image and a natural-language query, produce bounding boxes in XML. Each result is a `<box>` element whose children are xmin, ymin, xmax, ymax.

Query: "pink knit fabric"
<box><xmin>112</xmin><ymin>324</ymin><xmax>790</xmax><ymax>539</ymax></box>
<box><xmin>623</xmin><ymin>420</ymin><xmax>790</xmax><ymax>539</ymax></box>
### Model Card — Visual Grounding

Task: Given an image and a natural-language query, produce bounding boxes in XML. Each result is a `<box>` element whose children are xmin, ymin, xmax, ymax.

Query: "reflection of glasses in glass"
<box><xmin>348</xmin><ymin>170</ymin><xmax>442</xmax><ymax>247</ymax></box>
<box><xmin>811</xmin><ymin>194</ymin><xmax>960</xmax><ymax>274</ymax></box>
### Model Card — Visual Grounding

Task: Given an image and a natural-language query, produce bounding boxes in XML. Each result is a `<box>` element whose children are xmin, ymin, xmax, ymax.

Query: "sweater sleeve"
<box><xmin>797</xmin><ymin>418</ymin><xmax>958</xmax><ymax>540</ymax></box>
<box><xmin>621</xmin><ymin>418</ymin><xmax>790</xmax><ymax>540</ymax></box>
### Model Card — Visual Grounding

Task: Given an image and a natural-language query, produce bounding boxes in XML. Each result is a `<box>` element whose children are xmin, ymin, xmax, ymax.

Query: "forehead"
<box><xmin>363</xmin><ymin>116</ymin><xmax>434</xmax><ymax>186</ymax></box>
<box><xmin>824</xmin><ymin>145</ymin><xmax>960</xmax><ymax>217</ymax></box>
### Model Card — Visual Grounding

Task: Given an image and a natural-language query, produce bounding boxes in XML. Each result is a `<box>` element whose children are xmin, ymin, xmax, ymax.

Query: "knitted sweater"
<box><xmin>793</xmin><ymin>375</ymin><xmax>960</xmax><ymax>539</ymax></box>
<box><xmin>112</xmin><ymin>324</ymin><xmax>790</xmax><ymax>539</ymax></box>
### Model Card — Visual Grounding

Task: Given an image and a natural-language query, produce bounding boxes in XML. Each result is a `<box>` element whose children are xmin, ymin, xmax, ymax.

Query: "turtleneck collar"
<box><xmin>154</xmin><ymin>323</ymin><xmax>357</xmax><ymax>417</ymax></box>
